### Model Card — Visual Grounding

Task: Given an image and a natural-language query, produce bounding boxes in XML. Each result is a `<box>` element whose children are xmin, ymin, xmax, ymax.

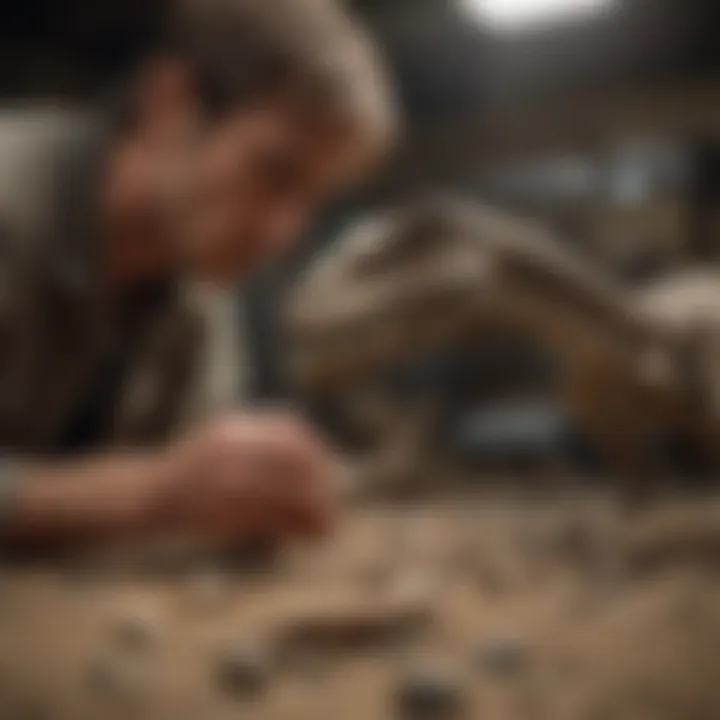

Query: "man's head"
<box><xmin>121</xmin><ymin>0</ymin><xmax>396</xmax><ymax>282</ymax></box>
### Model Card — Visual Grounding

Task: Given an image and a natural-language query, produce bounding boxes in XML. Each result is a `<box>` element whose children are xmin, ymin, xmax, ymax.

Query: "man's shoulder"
<box><xmin>0</xmin><ymin>106</ymin><xmax>95</xmax><ymax>249</ymax></box>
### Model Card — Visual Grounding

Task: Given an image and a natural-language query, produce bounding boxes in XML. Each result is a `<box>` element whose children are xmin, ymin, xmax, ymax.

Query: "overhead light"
<box><xmin>461</xmin><ymin>0</ymin><xmax>615</xmax><ymax>32</ymax></box>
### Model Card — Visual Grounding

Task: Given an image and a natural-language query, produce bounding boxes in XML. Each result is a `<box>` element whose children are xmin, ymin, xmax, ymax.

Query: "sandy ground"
<box><xmin>1</xmin><ymin>490</ymin><xmax>720</xmax><ymax>720</ymax></box>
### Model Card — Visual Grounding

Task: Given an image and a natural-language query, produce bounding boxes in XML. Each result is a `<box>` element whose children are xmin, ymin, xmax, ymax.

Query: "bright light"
<box><xmin>461</xmin><ymin>0</ymin><xmax>614</xmax><ymax>32</ymax></box>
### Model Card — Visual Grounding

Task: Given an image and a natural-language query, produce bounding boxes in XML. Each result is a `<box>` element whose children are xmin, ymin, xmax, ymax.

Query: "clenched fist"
<box><xmin>3</xmin><ymin>412</ymin><xmax>341</xmax><ymax>559</ymax></box>
<box><xmin>155</xmin><ymin>412</ymin><xmax>340</xmax><ymax>540</ymax></box>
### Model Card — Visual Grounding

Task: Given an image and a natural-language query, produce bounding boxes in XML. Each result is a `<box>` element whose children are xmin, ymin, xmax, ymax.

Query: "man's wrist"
<box><xmin>2</xmin><ymin>452</ymin><xmax>172</xmax><ymax>555</ymax></box>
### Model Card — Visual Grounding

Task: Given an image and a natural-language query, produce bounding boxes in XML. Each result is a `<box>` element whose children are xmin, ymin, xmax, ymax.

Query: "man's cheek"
<box><xmin>262</xmin><ymin>202</ymin><xmax>311</xmax><ymax>256</ymax></box>
<box><xmin>187</xmin><ymin>211</ymin><xmax>237</xmax><ymax>278</ymax></box>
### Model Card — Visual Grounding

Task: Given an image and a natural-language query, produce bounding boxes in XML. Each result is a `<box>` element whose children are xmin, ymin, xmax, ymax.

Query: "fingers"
<box><xmin>190</xmin><ymin>412</ymin><xmax>342</xmax><ymax>541</ymax></box>
<box><xmin>250</xmin><ymin>420</ymin><xmax>341</xmax><ymax>539</ymax></box>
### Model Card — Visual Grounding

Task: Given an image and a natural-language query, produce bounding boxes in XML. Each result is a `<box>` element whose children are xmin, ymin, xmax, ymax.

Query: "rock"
<box><xmin>87</xmin><ymin>656</ymin><xmax>139</xmax><ymax>702</ymax></box>
<box><xmin>185</xmin><ymin>567</ymin><xmax>233</xmax><ymax>613</ymax></box>
<box><xmin>277</xmin><ymin>648</ymin><xmax>333</xmax><ymax>680</ymax></box>
<box><xmin>475</xmin><ymin>636</ymin><xmax>527</xmax><ymax>677</ymax></box>
<box><xmin>273</xmin><ymin>595</ymin><xmax>433</xmax><ymax>658</ymax></box>
<box><xmin>111</xmin><ymin>612</ymin><xmax>156</xmax><ymax>653</ymax></box>
<box><xmin>219</xmin><ymin>539</ymin><xmax>283</xmax><ymax>576</ymax></box>
<box><xmin>553</xmin><ymin>517</ymin><xmax>603</xmax><ymax>570</ymax></box>
<box><xmin>623</xmin><ymin>508</ymin><xmax>720</xmax><ymax>576</ymax></box>
<box><xmin>215</xmin><ymin>646</ymin><xmax>270</xmax><ymax>699</ymax></box>
<box><xmin>474</xmin><ymin>560</ymin><xmax>509</xmax><ymax>597</ymax></box>
<box><xmin>451</xmin><ymin>543</ymin><xmax>480</xmax><ymax>578</ymax></box>
<box><xmin>361</xmin><ymin>562</ymin><xmax>395</xmax><ymax>591</ymax></box>
<box><xmin>394</xmin><ymin>668</ymin><xmax>468</xmax><ymax>719</ymax></box>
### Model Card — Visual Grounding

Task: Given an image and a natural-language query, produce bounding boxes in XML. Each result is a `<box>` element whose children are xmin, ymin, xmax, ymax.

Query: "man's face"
<box><xmin>173</xmin><ymin>104</ymin><xmax>366</xmax><ymax>283</ymax></box>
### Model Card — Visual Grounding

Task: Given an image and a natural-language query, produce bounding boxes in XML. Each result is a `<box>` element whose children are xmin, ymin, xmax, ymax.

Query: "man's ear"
<box><xmin>136</xmin><ymin>58</ymin><xmax>200</xmax><ymax>145</ymax></box>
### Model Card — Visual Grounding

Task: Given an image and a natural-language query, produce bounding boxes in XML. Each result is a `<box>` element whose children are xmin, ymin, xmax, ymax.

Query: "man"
<box><xmin>0</xmin><ymin>0</ymin><xmax>396</xmax><ymax>556</ymax></box>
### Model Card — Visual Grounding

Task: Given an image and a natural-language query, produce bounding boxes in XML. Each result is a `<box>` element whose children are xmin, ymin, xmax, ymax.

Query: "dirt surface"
<box><xmin>1</xmin><ymin>491</ymin><xmax>720</xmax><ymax>720</ymax></box>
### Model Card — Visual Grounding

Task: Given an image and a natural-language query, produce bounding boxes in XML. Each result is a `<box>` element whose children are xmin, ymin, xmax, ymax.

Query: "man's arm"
<box><xmin>0</xmin><ymin>413</ymin><xmax>338</xmax><ymax>560</ymax></box>
<box><xmin>0</xmin><ymin>453</ymin><xmax>169</xmax><ymax>559</ymax></box>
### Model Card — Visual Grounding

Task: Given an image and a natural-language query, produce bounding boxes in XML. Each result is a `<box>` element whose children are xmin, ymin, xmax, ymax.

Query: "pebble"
<box><xmin>215</xmin><ymin>646</ymin><xmax>271</xmax><ymax>699</ymax></box>
<box><xmin>219</xmin><ymin>539</ymin><xmax>283</xmax><ymax>576</ymax></box>
<box><xmin>361</xmin><ymin>561</ymin><xmax>395</xmax><ymax>591</ymax></box>
<box><xmin>475</xmin><ymin>636</ymin><xmax>527</xmax><ymax>677</ymax></box>
<box><xmin>451</xmin><ymin>543</ymin><xmax>480</xmax><ymax>578</ymax></box>
<box><xmin>185</xmin><ymin>567</ymin><xmax>233</xmax><ymax>613</ymax></box>
<box><xmin>394</xmin><ymin>669</ymin><xmax>468</xmax><ymax>719</ymax></box>
<box><xmin>474</xmin><ymin>559</ymin><xmax>509</xmax><ymax>597</ymax></box>
<box><xmin>275</xmin><ymin>596</ymin><xmax>433</xmax><ymax>658</ymax></box>
<box><xmin>111</xmin><ymin>612</ymin><xmax>156</xmax><ymax>653</ymax></box>
<box><xmin>554</xmin><ymin>518</ymin><xmax>602</xmax><ymax>569</ymax></box>
<box><xmin>275</xmin><ymin>643</ymin><xmax>335</xmax><ymax>680</ymax></box>
<box><xmin>87</xmin><ymin>656</ymin><xmax>140</xmax><ymax>702</ymax></box>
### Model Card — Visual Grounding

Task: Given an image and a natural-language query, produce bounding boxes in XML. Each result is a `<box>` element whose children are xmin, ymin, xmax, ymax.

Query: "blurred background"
<box><xmin>4</xmin><ymin>0</ymin><xmax>720</xmax><ymax>478</ymax></box>
<box><xmin>5</xmin><ymin>6</ymin><xmax>720</xmax><ymax>719</ymax></box>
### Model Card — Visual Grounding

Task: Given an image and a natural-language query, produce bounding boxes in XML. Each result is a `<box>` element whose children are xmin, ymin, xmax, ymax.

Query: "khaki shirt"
<box><xmin>0</xmin><ymin>108</ymin><xmax>205</xmax><ymax>518</ymax></box>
